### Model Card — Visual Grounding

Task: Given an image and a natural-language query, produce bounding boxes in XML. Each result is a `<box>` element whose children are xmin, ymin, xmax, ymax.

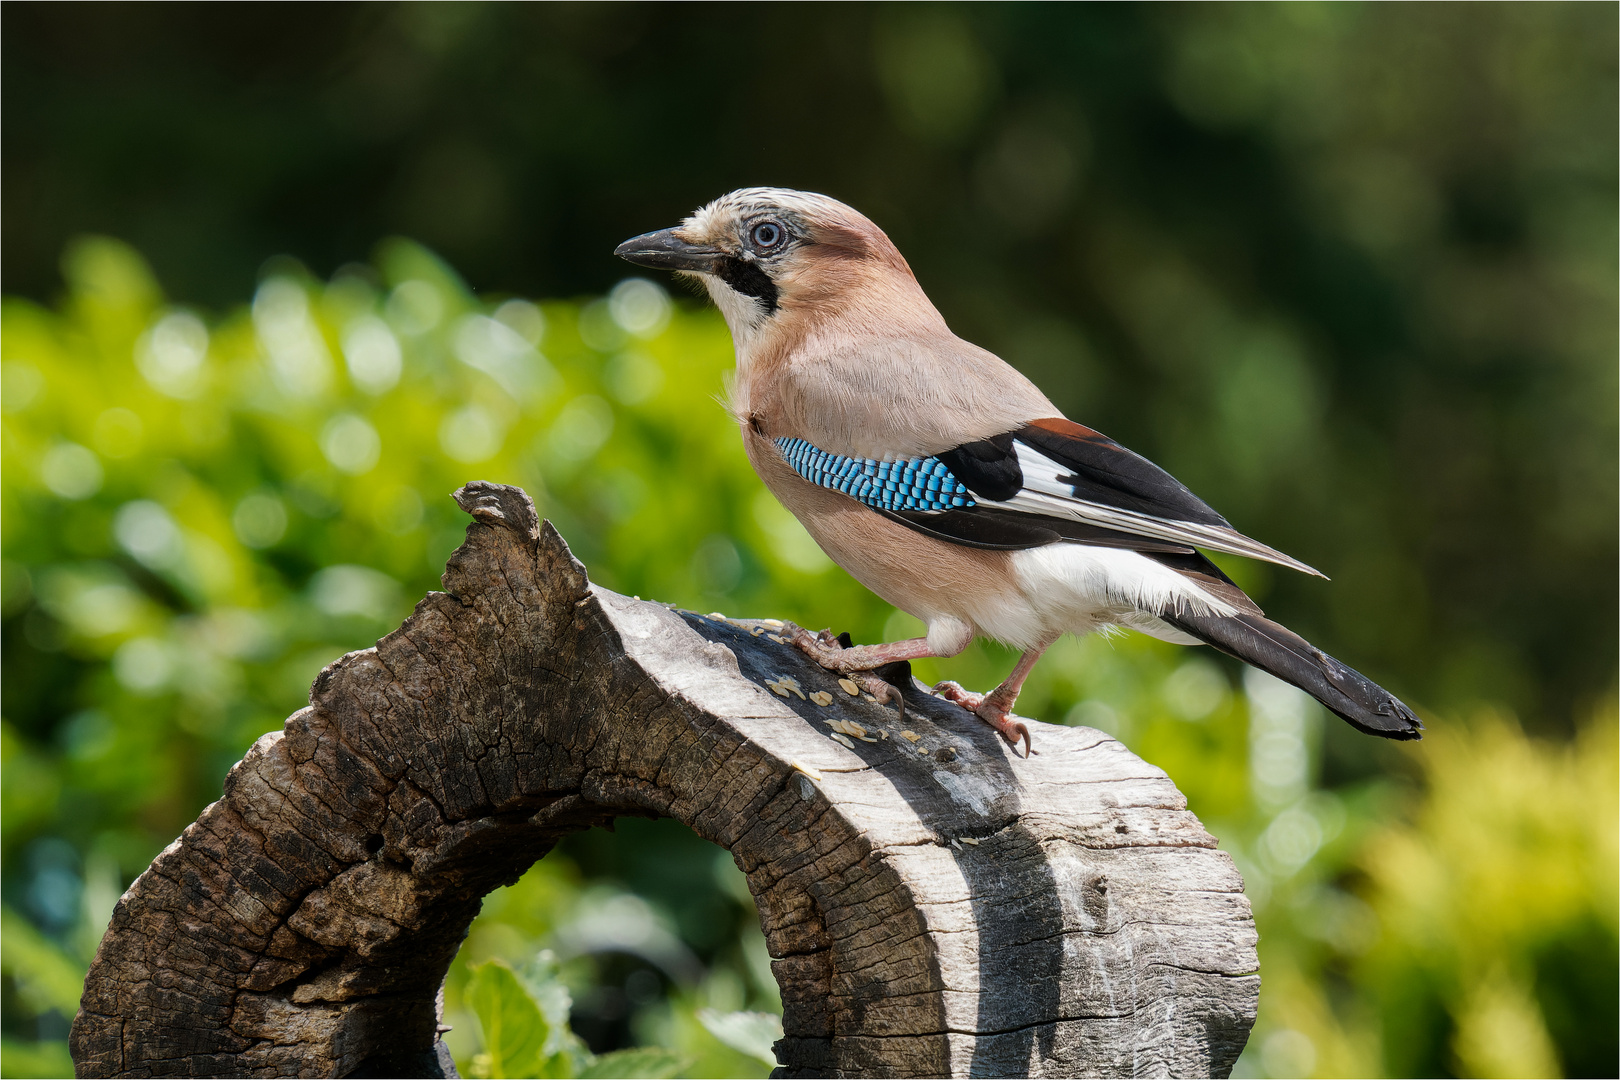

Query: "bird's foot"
<box><xmin>931</xmin><ymin>681</ymin><xmax>1034</xmax><ymax>757</ymax></box>
<box><xmin>782</xmin><ymin>623</ymin><xmax>906</xmax><ymax>712</ymax></box>
<box><xmin>782</xmin><ymin>623</ymin><xmax>848</xmax><ymax>667</ymax></box>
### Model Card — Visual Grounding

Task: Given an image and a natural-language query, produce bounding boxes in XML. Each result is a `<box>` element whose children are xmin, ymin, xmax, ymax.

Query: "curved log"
<box><xmin>69</xmin><ymin>482</ymin><xmax>1258</xmax><ymax>1079</ymax></box>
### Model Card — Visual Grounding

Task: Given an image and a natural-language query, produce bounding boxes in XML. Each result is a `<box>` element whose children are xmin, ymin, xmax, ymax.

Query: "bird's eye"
<box><xmin>750</xmin><ymin>221</ymin><xmax>785</xmax><ymax>250</ymax></box>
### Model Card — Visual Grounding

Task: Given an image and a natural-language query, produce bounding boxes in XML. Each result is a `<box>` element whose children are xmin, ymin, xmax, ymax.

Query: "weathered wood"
<box><xmin>69</xmin><ymin>482</ymin><xmax>1258</xmax><ymax>1079</ymax></box>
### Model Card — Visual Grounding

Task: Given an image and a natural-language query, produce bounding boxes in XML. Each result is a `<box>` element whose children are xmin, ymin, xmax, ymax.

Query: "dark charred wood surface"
<box><xmin>69</xmin><ymin>482</ymin><xmax>1258</xmax><ymax>1079</ymax></box>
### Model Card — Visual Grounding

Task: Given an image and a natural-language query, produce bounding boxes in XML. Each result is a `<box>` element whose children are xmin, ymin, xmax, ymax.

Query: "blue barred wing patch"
<box><xmin>775</xmin><ymin>437</ymin><xmax>975</xmax><ymax>513</ymax></box>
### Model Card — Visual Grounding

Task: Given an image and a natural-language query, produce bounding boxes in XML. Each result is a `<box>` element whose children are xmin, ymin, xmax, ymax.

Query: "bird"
<box><xmin>615</xmin><ymin>187</ymin><xmax>1422</xmax><ymax>755</ymax></box>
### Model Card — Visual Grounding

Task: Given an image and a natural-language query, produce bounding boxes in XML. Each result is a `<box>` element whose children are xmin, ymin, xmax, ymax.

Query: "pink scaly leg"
<box><xmin>781</xmin><ymin>623</ymin><xmax>936</xmax><ymax>707</ymax></box>
<box><xmin>932</xmin><ymin>640</ymin><xmax>1054</xmax><ymax>757</ymax></box>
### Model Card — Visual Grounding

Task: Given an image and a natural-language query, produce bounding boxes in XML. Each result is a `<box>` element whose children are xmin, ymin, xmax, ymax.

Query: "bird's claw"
<box><xmin>782</xmin><ymin>622</ymin><xmax>846</xmax><ymax>667</ymax></box>
<box><xmin>782</xmin><ymin>623</ymin><xmax>905</xmax><ymax>717</ymax></box>
<box><xmin>931</xmin><ymin>680</ymin><xmax>1035</xmax><ymax>757</ymax></box>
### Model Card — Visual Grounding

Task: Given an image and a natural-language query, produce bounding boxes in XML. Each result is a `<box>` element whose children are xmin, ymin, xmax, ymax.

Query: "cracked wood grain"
<box><xmin>69</xmin><ymin>482</ymin><xmax>1258</xmax><ymax>1079</ymax></box>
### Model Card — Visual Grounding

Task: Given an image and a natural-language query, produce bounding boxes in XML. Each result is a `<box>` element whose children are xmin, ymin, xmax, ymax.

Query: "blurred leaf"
<box><xmin>579</xmin><ymin>1047</ymin><xmax>687</xmax><ymax>1079</ymax></box>
<box><xmin>695</xmin><ymin>1009</ymin><xmax>781</xmax><ymax>1067</ymax></box>
<box><xmin>0</xmin><ymin>1038</ymin><xmax>74</xmax><ymax>1079</ymax></box>
<box><xmin>0</xmin><ymin>907</ymin><xmax>87</xmax><ymax>1017</ymax></box>
<box><xmin>466</xmin><ymin>960</ymin><xmax>571</xmax><ymax>1079</ymax></box>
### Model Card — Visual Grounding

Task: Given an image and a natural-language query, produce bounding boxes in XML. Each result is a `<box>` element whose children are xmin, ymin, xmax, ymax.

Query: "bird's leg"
<box><xmin>933</xmin><ymin>641</ymin><xmax>1053</xmax><ymax>757</ymax></box>
<box><xmin>781</xmin><ymin>624</ymin><xmax>936</xmax><ymax>708</ymax></box>
<box><xmin>783</xmin><ymin>624</ymin><xmax>937</xmax><ymax>672</ymax></box>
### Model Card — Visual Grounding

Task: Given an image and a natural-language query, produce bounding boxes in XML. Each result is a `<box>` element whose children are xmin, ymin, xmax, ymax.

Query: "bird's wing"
<box><xmin>773</xmin><ymin>417</ymin><xmax>1324</xmax><ymax>577</ymax></box>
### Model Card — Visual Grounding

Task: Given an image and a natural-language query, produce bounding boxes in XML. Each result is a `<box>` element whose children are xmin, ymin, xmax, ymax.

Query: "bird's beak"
<box><xmin>613</xmin><ymin>228</ymin><xmax>723</xmax><ymax>272</ymax></box>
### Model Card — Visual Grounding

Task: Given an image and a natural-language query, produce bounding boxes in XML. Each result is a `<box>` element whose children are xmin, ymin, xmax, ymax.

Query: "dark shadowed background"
<box><xmin>3</xmin><ymin>4</ymin><xmax>1615</xmax><ymax>1078</ymax></box>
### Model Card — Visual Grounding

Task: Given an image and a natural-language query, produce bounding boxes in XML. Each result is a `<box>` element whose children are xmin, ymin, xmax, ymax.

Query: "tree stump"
<box><xmin>69</xmin><ymin>482</ymin><xmax>1259</xmax><ymax>1079</ymax></box>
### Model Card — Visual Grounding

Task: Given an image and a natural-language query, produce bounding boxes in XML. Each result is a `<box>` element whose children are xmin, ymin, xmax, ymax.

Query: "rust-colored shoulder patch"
<box><xmin>1027</xmin><ymin>416</ymin><xmax>1114</xmax><ymax>445</ymax></box>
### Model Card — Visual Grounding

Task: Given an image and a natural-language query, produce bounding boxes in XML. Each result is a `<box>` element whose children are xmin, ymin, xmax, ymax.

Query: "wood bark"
<box><xmin>69</xmin><ymin>482</ymin><xmax>1258</xmax><ymax>1079</ymax></box>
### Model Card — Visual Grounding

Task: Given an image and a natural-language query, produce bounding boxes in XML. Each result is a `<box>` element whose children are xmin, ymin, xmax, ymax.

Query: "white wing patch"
<box><xmin>981</xmin><ymin>443</ymin><xmax>1326</xmax><ymax>578</ymax></box>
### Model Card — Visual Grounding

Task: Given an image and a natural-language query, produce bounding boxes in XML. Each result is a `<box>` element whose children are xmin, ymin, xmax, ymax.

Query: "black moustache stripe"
<box><xmin>716</xmin><ymin>256</ymin><xmax>779</xmax><ymax>314</ymax></box>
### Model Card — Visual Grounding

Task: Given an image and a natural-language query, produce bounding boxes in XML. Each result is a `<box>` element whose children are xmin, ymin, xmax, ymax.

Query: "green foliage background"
<box><xmin>2</xmin><ymin>4</ymin><xmax>1615</xmax><ymax>1078</ymax></box>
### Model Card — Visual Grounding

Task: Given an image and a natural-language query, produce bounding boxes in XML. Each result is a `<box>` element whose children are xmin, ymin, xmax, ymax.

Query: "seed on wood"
<box><xmin>760</xmin><ymin>618</ymin><xmax>784</xmax><ymax>629</ymax></box>
<box><xmin>858</xmin><ymin>736</ymin><xmax>879</xmax><ymax>743</ymax></box>
<box><xmin>708</xmin><ymin>612</ymin><xmax>727</xmax><ymax>620</ymax></box>
<box><xmin>809</xmin><ymin>690</ymin><xmax>833</xmax><ymax>706</ymax></box>
<box><xmin>767</xmin><ymin>634</ymin><xmax>787</xmax><ymax>645</ymax></box>
<box><xmin>790</xmin><ymin>760</ymin><xmax>823</xmax><ymax>781</ymax></box>
<box><xmin>844</xmin><ymin>721</ymin><xmax>867</xmax><ymax>739</ymax></box>
<box><xmin>767</xmin><ymin>680</ymin><xmax>790</xmax><ymax>697</ymax></box>
<box><xmin>838</xmin><ymin>678</ymin><xmax>860</xmax><ymax>696</ymax></box>
<box><xmin>751</xmin><ymin>626</ymin><xmax>766</xmax><ymax>636</ymax></box>
<box><xmin>862</xmin><ymin>694</ymin><xmax>877</xmax><ymax>702</ymax></box>
<box><xmin>917</xmin><ymin>746</ymin><xmax>929</xmax><ymax>755</ymax></box>
<box><xmin>900</xmin><ymin>730</ymin><xmax>921</xmax><ymax>742</ymax></box>
<box><xmin>775</xmin><ymin>676</ymin><xmax>806</xmax><ymax>699</ymax></box>
<box><xmin>831</xmin><ymin>733</ymin><xmax>855</xmax><ymax>749</ymax></box>
<box><xmin>960</xmin><ymin>837</ymin><xmax>981</xmax><ymax>846</ymax></box>
<box><xmin>950</xmin><ymin>838</ymin><xmax>962</xmax><ymax>850</ymax></box>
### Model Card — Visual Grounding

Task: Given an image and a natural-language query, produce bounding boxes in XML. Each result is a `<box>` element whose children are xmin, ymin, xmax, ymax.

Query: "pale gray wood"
<box><xmin>69</xmin><ymin>482</ymin><xmax>1258</xmax><ymax>1079</ymax></box>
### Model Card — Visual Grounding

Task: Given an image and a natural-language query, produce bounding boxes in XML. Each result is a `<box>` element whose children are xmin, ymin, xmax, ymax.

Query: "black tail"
<box><xmin>1161</xmin><ymin>610</ymin><xmax>1423</xmax><ymax>740</ymax></box>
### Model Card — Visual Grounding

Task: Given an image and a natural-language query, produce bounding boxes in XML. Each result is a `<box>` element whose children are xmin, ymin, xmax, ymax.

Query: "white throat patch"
<box><xmin>698</xmin><ymin>273</ymin><xmax>770</xmax><ymax>357</ymax></box>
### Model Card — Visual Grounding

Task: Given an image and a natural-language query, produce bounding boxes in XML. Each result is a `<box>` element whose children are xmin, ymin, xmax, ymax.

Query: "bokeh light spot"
<box><xmin>113</xmin><ymin>636</ymin><xmax>176</xmax><ymax>695</ymax></box>
<box><xmin>453</xmin><ymin>314</ymin><xmax>551</xmax><ymax>402</ymax></box>
<box><xmin>309</xmin><ymin>564</ymin><xmax>403</xmax><ymax>622</ymax></box>
<box><xmin>440</xmin><ymin>404</ymin><xmax>506</xmax><ymax>463</ymax></box>
<box><xmin>1163</xmin><ymin>658</ymin><xmax>1229</xmax><ymax>721</ymax></box>
<box><xmin>114</xmin><ymin>500</ymin><xmax>183</xmax><ymax>570</ymax></box>
<box><xmin>320</xmin><ymin>413</ymin><xmax>382</xmax><ymax>475</ymax></box>
<box><xmin>40</xmin><ymin>442</ymin><xmax>103</xmax><ymax>499</ymax></box>
<box><xmin>254</xmin><ymin>279</ymin><xmax>333</xmax><ymax>399</ymax></box>
<box><xmin>604</xmin><ymin>350</ymin><xmax>665</xmax><ymax>406</ymax></box>
<box><xmin>92</xmin><ymin>408</ymin><xmax>145</xmax><ymax>458</ymax></box>
<box><xmin>577</xmin><ymin>299</ymin><xmax>628</xmax><ymax>353</ymax></box>
<box><xmin>547</xmin><ymin>396</ymin><xmax>613</xmax><ymax>462</ymax></box>
<box><xmin>609</xmin><ymin>279</ymin><xmax>671</xmax><ymax>339</ymax></box>
<box><xmin>386</xmin><ymin>279</ymin><xmax>445</xmax><ymax>336</ymax></box>
<box><xmin>1260</xmin><ymin>1029</ymin><xmax>1316</xmax><ymax>1079</ymax></box>
<box><xmin>2</xmin><ymin>362</ymin><xmax>45</xmax><ymax>412</ymax></box>
<box><xmin>233</xmin><ymin>493</ymin><xmax>289</xmax><ymax>549</ymax></box>
<box><xmin>342</xmin><ymin>316</ymin><xmax>404</xmax><ymax>395</ymax></box>
<box><xmin>135</xmin><ymin>311</ymin><xmax>209</xmax><ymax>398</ymax></box>
<box><xmin>494</xmin><ymin>298</ymin><xmax>546</xmax><ymax>344</ymax></box>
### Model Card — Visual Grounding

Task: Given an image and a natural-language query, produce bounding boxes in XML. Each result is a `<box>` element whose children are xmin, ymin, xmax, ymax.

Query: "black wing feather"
<box><xmin>873</xmin><ymin>420</ymin><xmax>1244</xmax><ymax>556</ymax></box>
<box><xmin>1015</xmin><ymin>419</ymin><xmax>1230</xmax><ymax>527</ymax></box>
<box><xmin>832</xmin><ymin>418</ymin><xmax>1319</xmax><ymax>574</ymax></box>
<box><xmin>936</xmin><ymin>432</ymin><xmax>1022</xmax><ymax>501</ymax></box>
<box><xmin>881</xmin><ymin>507</ymin><xmax>1198</xmax><ymax>553</ymax></box>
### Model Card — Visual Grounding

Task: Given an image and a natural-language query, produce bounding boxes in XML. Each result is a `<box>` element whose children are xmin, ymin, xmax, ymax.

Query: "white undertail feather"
<box><xmin>963</xmin><ymin>544</ymin><xmax>1239</xmax><ymax>652</ymax></box>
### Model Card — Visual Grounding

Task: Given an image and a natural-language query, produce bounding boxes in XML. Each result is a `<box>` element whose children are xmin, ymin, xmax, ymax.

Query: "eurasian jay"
<box><xmin>616</xmin><ymin>187</ymin><xmax>1422</xmax><ymax>754</ymax></box>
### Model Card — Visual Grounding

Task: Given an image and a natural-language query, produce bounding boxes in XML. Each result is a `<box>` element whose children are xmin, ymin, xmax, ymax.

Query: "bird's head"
<box><xmin>614</xmin><ymin>187</ymin><xmax>941</xmax><ymax>355</ymax></box>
